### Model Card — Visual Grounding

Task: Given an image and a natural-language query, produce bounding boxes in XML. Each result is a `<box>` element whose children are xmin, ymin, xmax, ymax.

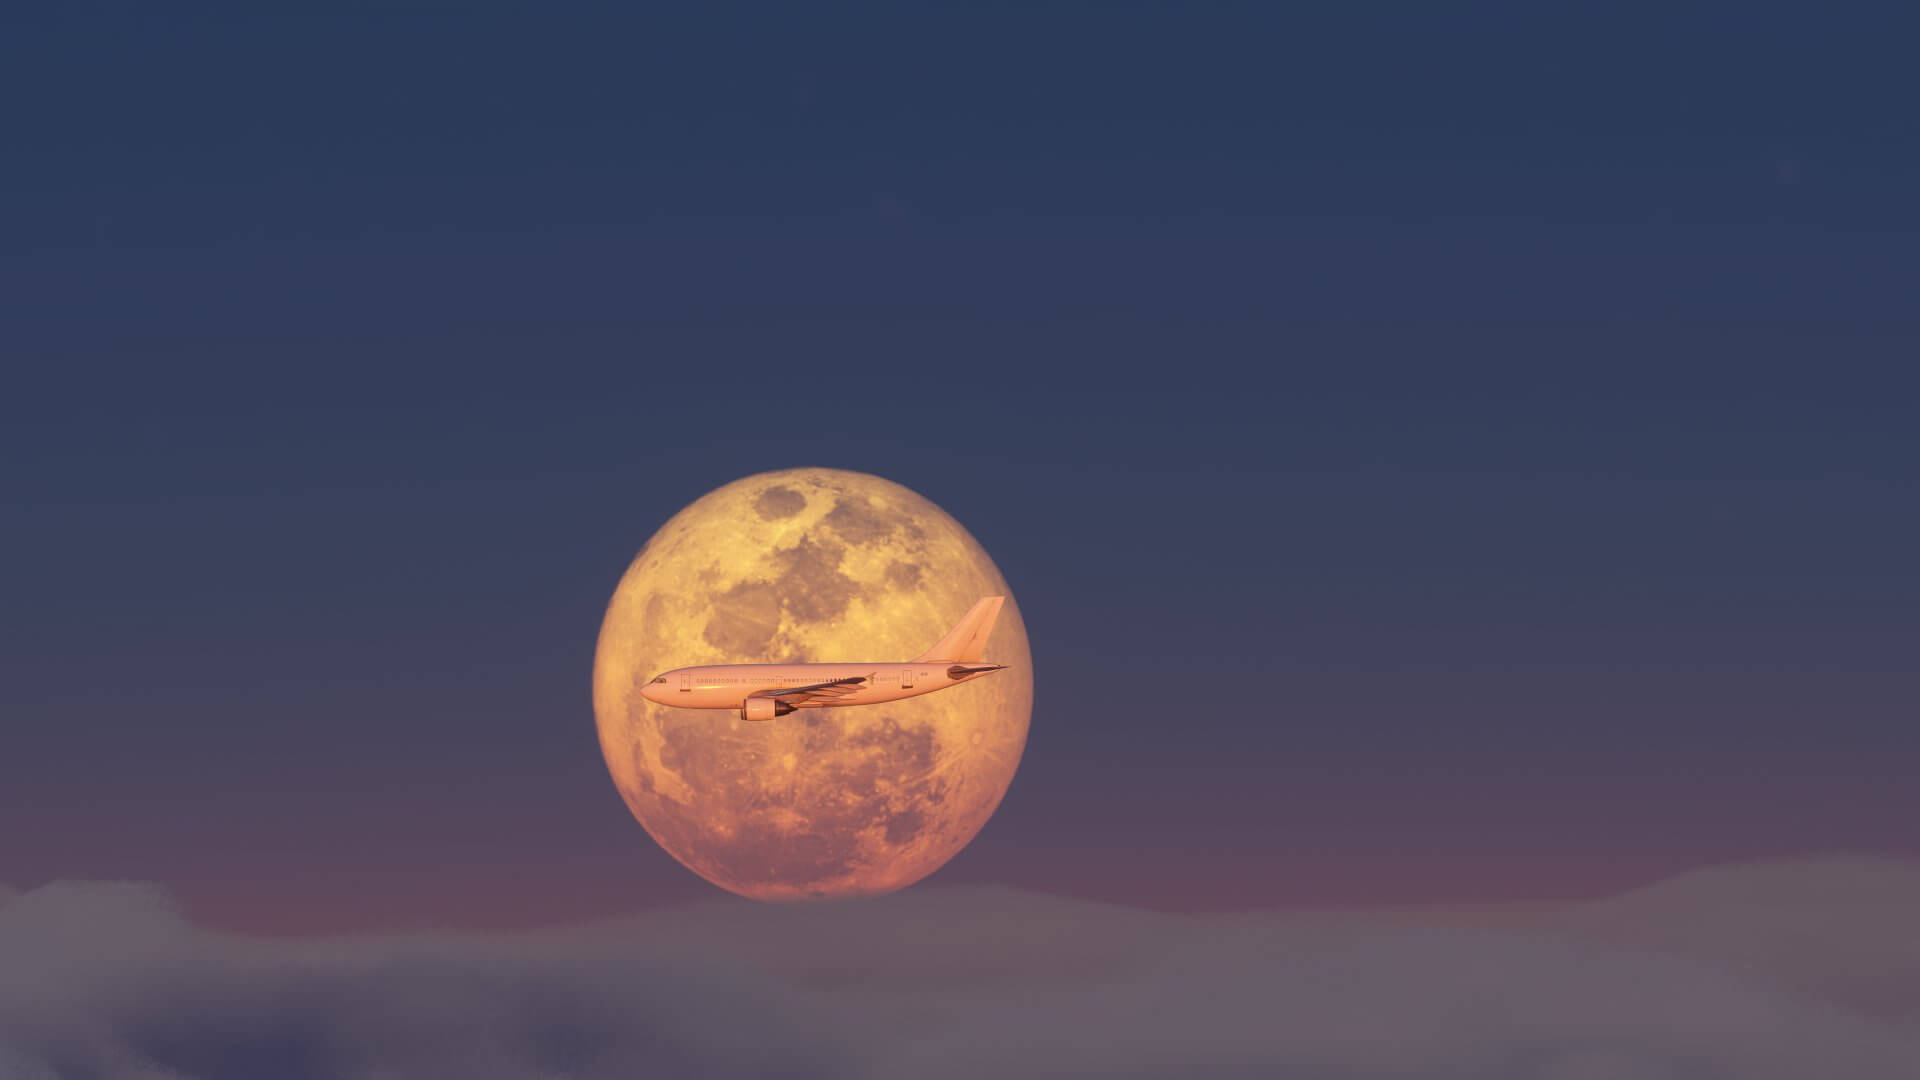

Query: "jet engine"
<box><xmin>741</xmin><ymin>697</ymin><xmax>797</xmax><ymax>722</ymax></box>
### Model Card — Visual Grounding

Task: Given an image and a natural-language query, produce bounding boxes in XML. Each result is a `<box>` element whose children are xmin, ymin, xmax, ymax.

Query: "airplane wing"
<box><xmin>746</xmin><ymin>674</ymin><xmax>869</xmax><ymax>708</ymax></box>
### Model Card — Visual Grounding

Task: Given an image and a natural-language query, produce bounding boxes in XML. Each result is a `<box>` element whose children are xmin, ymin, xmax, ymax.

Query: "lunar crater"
<box><xmin>752</xmin><ymin>485</ymin><xmax>808</xmax><ymax>520</ymax></box>
<box><xmin>885</xmin><ymin>560</ymin><xmax>924</xmax><ymax>590</ymax></box>
<box><xmin>702</xmin><ymin>581</ymin><xmax>782</xmax><ymax>654</ymax></box>
<box><xmin>821</xmin><ymin>496</ymin><xmax>901</xmax><ymax>546</ymax></box>
<box><xmin>769</xmin><ymin>536</ymin><xmax>860</xmax><ymax>623</ymax></box>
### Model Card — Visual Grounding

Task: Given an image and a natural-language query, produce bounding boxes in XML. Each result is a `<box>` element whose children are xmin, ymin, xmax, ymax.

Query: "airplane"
<box><xmin>639</xmin><ymin>595</ymin><xmax>1009</xmax><ymax>721</ymax></box>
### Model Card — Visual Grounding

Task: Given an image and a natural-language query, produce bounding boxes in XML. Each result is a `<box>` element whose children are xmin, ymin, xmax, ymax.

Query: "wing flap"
<box><xmin>747</xmin><ymin>674</ymin><xmax>869</xmax><ymax>707</ymax></box>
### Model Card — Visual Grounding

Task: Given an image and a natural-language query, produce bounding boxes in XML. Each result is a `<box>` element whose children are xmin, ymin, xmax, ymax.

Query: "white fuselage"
<box><xmin>638</xmin><ymin>662</ymin><xmax>998</xmax><ymax>711</ymax></box>
<box><xmin>637</xmin><ymin>594</ymin><xmax>1011</xmax><ymax>721</ymax></box>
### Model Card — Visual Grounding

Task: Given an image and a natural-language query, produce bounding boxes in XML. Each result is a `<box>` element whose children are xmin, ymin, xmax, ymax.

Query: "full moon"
<box><xmin>592</xmin><ymin>468</ymin><xmax>1034</xmax><ymax>900</ymax></box>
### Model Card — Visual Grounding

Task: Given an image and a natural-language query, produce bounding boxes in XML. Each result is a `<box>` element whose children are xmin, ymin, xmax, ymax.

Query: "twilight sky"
<box><xmin>4</xmin><ymin>5</ymin><xmax>1917</xmax><ymax>934</ymax></box>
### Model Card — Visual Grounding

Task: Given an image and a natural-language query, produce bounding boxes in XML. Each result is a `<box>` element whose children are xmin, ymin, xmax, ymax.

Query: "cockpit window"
<box><xmin>650</xmin><ymin>676</ymin><xmax>667</xmax><ymax>684</ymax></box>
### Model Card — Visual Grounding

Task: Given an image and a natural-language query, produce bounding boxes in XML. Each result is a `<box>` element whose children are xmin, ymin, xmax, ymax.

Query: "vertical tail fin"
<box><xmin>912</xmin><ymin>596</ymin><xmax>1005</xmax><ymax>663</ymax></box>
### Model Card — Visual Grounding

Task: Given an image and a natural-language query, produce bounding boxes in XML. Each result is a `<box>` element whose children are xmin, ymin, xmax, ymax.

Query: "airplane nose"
<box><xmin>639</xmin><ymin>679</ymin><xmax>663</xmax><ymax>704</ymax></box>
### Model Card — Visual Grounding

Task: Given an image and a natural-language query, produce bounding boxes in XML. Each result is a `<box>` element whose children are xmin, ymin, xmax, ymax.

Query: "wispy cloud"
<box><xmin>5</xmin><ymin>859</ymin><xmax>1920</xmax><ymax>1078</ymax></box>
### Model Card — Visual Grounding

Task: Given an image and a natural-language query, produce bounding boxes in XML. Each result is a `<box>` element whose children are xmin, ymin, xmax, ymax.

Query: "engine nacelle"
<box><xmin>741</xmin><ymin>697</ymin><xmax>797</xmax><ymax>722</ymax></box>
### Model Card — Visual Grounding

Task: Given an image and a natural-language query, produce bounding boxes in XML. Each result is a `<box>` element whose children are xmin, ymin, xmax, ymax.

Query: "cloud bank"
<box><xmin>5</xmin><ymin>858</ymin><xmax>1920</xmax><ymax>1079</ymax></box>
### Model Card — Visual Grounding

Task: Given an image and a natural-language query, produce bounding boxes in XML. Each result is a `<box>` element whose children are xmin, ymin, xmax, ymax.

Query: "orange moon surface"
<box><xmin>592</xmin><ymin>468</ymin><xmax>1034</xmax><ymax>900</ymax></box>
